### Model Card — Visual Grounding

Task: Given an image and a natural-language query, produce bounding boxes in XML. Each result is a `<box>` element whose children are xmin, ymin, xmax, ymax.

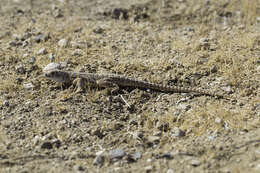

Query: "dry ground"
<box><xmin>0</xmin><ymin>0</ymin><xmax>259</xmax><ymax>172</ymax></box>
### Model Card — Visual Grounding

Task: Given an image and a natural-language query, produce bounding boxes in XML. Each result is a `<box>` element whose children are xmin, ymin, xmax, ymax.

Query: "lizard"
<box><xmin>40</xmin><ymin>69</ymin><xmax>225</xmax><ymax>98</ymax></box>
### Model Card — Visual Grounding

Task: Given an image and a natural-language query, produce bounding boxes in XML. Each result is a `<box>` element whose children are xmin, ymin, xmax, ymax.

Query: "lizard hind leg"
<box><xmin>96</xmin><ymin>78</ymin><xmax>120</xmax><ymax>95</ymax></box>
<box><xmin>72</xmin><ymin>78</ymin><xmax>86</xmax><ymax>93</ymax></box>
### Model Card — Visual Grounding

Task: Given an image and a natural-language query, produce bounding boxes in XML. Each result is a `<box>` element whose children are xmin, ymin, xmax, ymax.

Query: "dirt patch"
<box><xmin>0</xmin><ymin>0</ymin><xmax>259</xmax><ymax>172</ymax></box>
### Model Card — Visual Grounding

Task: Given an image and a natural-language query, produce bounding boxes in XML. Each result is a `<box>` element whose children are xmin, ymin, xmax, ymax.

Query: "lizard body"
<box><xmin>41</xmin><ymin>70</ymin><xmax>223</xmax><ymax>98</ymax></box>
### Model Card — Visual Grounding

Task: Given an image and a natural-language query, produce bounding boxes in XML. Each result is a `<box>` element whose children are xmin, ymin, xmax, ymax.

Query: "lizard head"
<box><xmin>41</xmin><ymin>70</ymin><xmax>70</xmax><ymax>83</ymax></box>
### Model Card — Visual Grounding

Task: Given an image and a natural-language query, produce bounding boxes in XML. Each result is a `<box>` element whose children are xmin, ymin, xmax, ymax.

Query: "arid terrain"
<box><xmin>0</xmin><ymin>0</ymin><xmax>259</xmax><ymax>172</ymax></box>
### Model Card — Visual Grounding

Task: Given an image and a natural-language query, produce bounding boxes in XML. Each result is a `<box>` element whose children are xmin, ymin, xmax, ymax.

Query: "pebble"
<box><xmin>34</xmin><ymin>34</ymin><xmax>47</xmax><ymax>43</ymax></box>
<box><xmin>255</xmin><ymin>164</ymin><xmax>260</xmax><ymax>170</ymax></box>
<box><xmin>171</xmin><ymin>127</ymin><xmax>185</xmax><ymax>138</ymax></box>
<box><xmin>23</xmin><ymin>83</ymin><xmax>35</xmax><ymax>90</ymax></box>
<box><xmin>223</xmin><ymin>86</ymin><xmax>231</xmax><ymax>93</ymax></box>
<box><xmin>190</xmin><ymin>159</ymin><xmax>201</xmax><ymax>166</ymax></box>
<box><xmin>53</xmin><ymin>8</ymin><xmax>63</xmax><ymax>18</ymax></box>
<box><xmin>257</xmin><ymin>16</ymin><xmax>260</xmax><ymax>23</ymax></box>
<box><xmin>146</xmin><ymin>158</ymin><xmax>152</xmax><ymax>162</ymax></box>
<box><xmin>153</xmin><ymin>131</ymin><xmax>162</xmax><ymax>136</ymax></box>
<box><xmin>199</xmin><ymin>38</ymin><xmax>209</xmax><ymax>45</ymax></box>
<box><xmin>109</xmin><ymin>148</ymin><xmax>126</xmax><ymax>160</ymax></box>
<box><xmin>73</xmin><ymin>165</ymin><xmax>84</xmax><ymax>171</ymax></box>
<box><xmin>29</xmin><ymin>56</ymin><xmax>36</xmax><ymax>64</ymax></box>
<box><xmin>131</xmin><ymin>152</ymin><xmax>142</xmax><ymax>161</ymax></box>
<box><xmin>215</xmin><ymin>117</ymin><xmax>222</xmax><ymax>124</ymax></box>
<box><xmin>131</xmin><ymin>131</ymin><xmax>144</xmax><ymax>140</ymax></box>
<box><xmin>93</xmin><ymin>154</ymin><xmax>105</xmax><ymax>165</ymax></box>
<box><xmin>72</xmin><ymin>49</ymin><xmax>82</xmax><ymax>56</ymax></box>
<box><xmin>177</xmin><ymin>103</ymin><xmax>191</xmax><ymax>111</ymax></box>
<box><xmin>22</xmin><ymin>40</ymin><xmax>28</xmax><ymax>47</ymax></box>
<box><xmin>43</xmin><ymin>63</ymin><xmax>61</xmax><ymax>72</ymax></box>
<box><xmin>145</xmin><ymin>165</ymin><xmax>153</xmax><ymax>172</ymax></box>
<box><xmin>167</xmin><ymin>169</ymin><xmax>174</xmax><ymax>173</ymax></box>
<box><xmin>15</xmin><ymin>65</ymin><xmax>26</xmax><ymax>74</ymax></box>
<box><xmin>255</xmin><ymin>103</ymin><xmax>260</xmax><ymax>111</ymax></box>
<box><xmin>185</xmin><ymin>26</ymin><xmax>195</xmax><ymax>32</ymax></box>
<box><xmin>3</xmin><ymin>100</ymin><xmax>9</xmax><ymax>107</ymax></box>
<box><xmin>210</xmin><ymin>65</ymin><xmax>218</xmax><ymax>72</ymax></box>
<box><xmin>40</xmin><ymin>141</ymin><xmax>53</xmax><ymax>149</ymax></box>
<box><xmin>93</xmin><ymin>27</ymin><xmax>104</xmax><ymax>34</ymax></box>
<box><xmin>33</xmin><ymin>135</ymin><xmax>40</xmax><ymax>145</ymax></box>
<box><xmin>23</xmin><ymin>53</ymin><xmax>29</xmax><ymax>58</ymax></box>
<box><xmin>37</xmin><ymin>48</ymin><xmax>47</xmax><ymax>55</ymax></box>
<box><xmin>159</xmin><ymin>153</ymin><xmax>174</xmax><ymax>160</ymax></box>
<box><xmin>58</xmin><ymin>39</ymin><xmax>68</xmax><ymax>48</ymax></box>
<box><xmin>9</xmin><ymin>41</ymin><xmax>17</xmax><ymax>47</ymax></box>
<box><xmin>147</xmin><ymin>135</ymin><xmax>160</xmax><ymax>144</ymax></box>
<box><xmin>49</xmin><ymin>53</ymin><xmax>55</xmax><ymax>62</ymax></box>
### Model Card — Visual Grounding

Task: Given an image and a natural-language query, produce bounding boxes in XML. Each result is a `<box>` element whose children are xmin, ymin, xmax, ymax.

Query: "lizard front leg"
<box><xmin>96</xmin><ymin>78</ymin><xmax>120</xmax><ymax>94</ymax></box>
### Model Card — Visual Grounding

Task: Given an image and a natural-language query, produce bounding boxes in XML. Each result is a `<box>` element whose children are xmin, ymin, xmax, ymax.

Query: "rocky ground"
<box><xmin>0</xmin><ymin>0</ymin><xmax>259</xmax><ymax>172</ymax></box>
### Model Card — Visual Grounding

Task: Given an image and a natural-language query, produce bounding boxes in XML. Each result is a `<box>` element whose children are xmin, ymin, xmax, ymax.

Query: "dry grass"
<box><xmin>0</xmin><ymin>0</ymin><xmax>259</xmax><ymax>171</ymax></box>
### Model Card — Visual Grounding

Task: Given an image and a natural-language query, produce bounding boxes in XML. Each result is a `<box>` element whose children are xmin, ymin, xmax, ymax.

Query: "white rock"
<box><xmin>58</xmin><ymin>39</ymin><xmax>68</xmax><ymax>48</ymax></box>
<box><xmin>43</xmin><ymin>63</ymin><xmax>61</xmax><ymax>72</ymax></box>
<box><xmin>24</xmin><ymin>83</ymin><xmax>35</xmax><ymax>90</ymax></box>
<box><xmin>37</xmin><ymin>48</ymin><xmax>47</xmax><ymax>55</ymax></box>
<box><xmin>257</xmin><ymin>17</ymin><xmax>260</xmax><ymax>23</ymax></box>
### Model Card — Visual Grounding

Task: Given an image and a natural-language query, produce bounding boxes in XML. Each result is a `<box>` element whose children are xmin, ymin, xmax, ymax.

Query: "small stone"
<box><xmin>109</xmin><ymin>149</ymin><xmax>126</xmax><ymax>160</ymax></box>
<box><xmin>29</xmin><ymin>56</ymin><xmax>36</xmax><ymax>64</ymax></box>
<box><xmin>72</xmin><ymin>49</ymin><xmax>82</xmax><ymax>56</ymax></box>
<box><xmin>43</xmin><ymin>63</ymin><xmax>61</xmax><ymax>72</ymax></box>
<box><xmin>177</xmin><ymin>103</ymin><xmax>191</xmax><ymax>111</ymax></box>
<box><xmin>73</xmin><ymin>165</ymin><xmax>84</xmax><ymax>171</ymax></box>
<box><xmin>33</xmin><ymin>135</ymin><xmax>40</xmax><ymax>145</ymax></box>
<box><xmin>256</xmin><ymin>17</ymin><xmax>260</xmax><ymax>23</ymax></box>
<box><xmin>254</xmin><ymin>103</ymin><xmax>260</xmax><ymax>111</ymax></box>
<box><xmin>190</xmin><ymin>159</ymin><xmax>201</xmax><ymax>166</ymax></box>
<box><xmin>171</xmin><ymin>127</ymin><xmax>185</xmax><ymax>138</ymax></box>
<box><xmin>167</xmin><ymin>169</ymin><xmax>174</xmax><ymax>173</ymax></box>
<box><xmin>130</xmin><ymin>152</ymin><xmax>142</xmax><ymax>161</ymax></box>
<box><xmin>8</xmin><ymin>41</ymin><xmax>17</xmax><ymax>47</ymax></box>
<box><xmin>15</xmin><ymin>65</ymin><xmax>26</xmax><ymax>74</ymax></box>
<box><xmin>147</xmin><ymin>136</ymin><xmax>160</xmax><ymax>144</ymax></box>
<box><xmin>158</xmin><ymin>153</ymin><xmax>174</xmax><ymax>160</ymax></box>
<box><xmin>131</xmin><ymin>131</ymin><xmax>144</xmax><ymax>140</ymax></box>
<box><xmin>185</xmin><ymin>27</ymin><xmax>194</xmax><ymax>32</ymax></box>
<box><xmin>49</xmin><ymin>53</ymin><xmax>55</xmax><ymax>62</ymax></box>
<box><xmin>3</xmin><ymin>100</ymin><xmax>9</xmax><ymax>106</ymax></box>
<box><xmin>41</xmin><ymin>141</ymin><xmax>53</xmax><ymax>149</ymax></box>
<box><xmin>34</xmin><ymin>34</ymin><xmax>48</xmax><ymax>43</ymax></box>
<box><xmin>199</xmin><ymin>38</ymin><xmax>209</xmax><ymax>45</ymax></box>
<box><xmin>223</xmin><ymin>86</ymin><xmax>231</xmax><ymax>93</ymax></box>
<box><xmin>16</xmin><ymin>77</ymin><xmax>23</xmax><ymax>84</ymax></box>
<box><xmin>23</xmin><ymin>83</ymin><xmax>35</xmax><ymax>90</ymax></box>
<box><xmin>58</xmin><ymin>39</ymin><xmax>68</xmax><ymax>48</ymax></box>
<box><xmin>23</xmin><ymin>53</ymin><xmax>29</xmax><ymax>58</ymax></box>
<box><xmin>21</xmin><ymin>32</ymin><xmax>32</xmax><ymax>40</ymax></box>
<box><xmin>22</xmin><ymin>41</ymin><xmax>28</xmax><ymax>47</ymax></box>
<box><xmin>210</xmin><ymin>65</ymin><xmax>218</xmax><ymax>73</ymax></box>
<box><xmin>93</xmin><ymin>27</ymin><xmax>104</xmax><ymax>34</ymax></box>
<box><xmin>215</xmin><ymin>117</ymin><xmax>222</xmax><ymax>124</ymax></box>
<box><xmin>255</xmin><ymin>163</ymin><xmax>260</xmax><ymax>170</ymax></box>
<box><xmin>37</xmin><ymin>48</ymin><xmax>47</xmax><ymax>55</ymax></box>
<box><xmin>53</xmin><ymin>8</ymin><xmax>63</xmax><ymax>18</ymax></box>
<box><xmin>129</xmin><ymin>119</ymin><xmax>138</xmax><ymax>125</ymax></box>
<box><xmin>145</xmin><ymin>165</ymin><xmax>153</xmax><ymax>172</ymax></box>
<box><xmin>93</xmin><ymin>155</ymin><xmax>105</xmax><ymax>165</ymax></box>
<box><xmin>153</xmin><ymin>131</ymin><xmax>162</xmax><ymax>136</ymax></box>
<box><xmin>146</xmin><ymin>158</ymin><xmax>152</xmax><ymax>162</ymax></box>
<box><xmin>238</xmin><ymin>25</ymin><xmax>245</xmax><ymax>29</ymax></box>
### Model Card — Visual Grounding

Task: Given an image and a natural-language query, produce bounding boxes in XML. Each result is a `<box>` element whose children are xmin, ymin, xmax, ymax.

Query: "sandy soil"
<box><xmin>0</xmin><ymin>0</ymin><xmax>259</xmax><ymax>172</ymax></box>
